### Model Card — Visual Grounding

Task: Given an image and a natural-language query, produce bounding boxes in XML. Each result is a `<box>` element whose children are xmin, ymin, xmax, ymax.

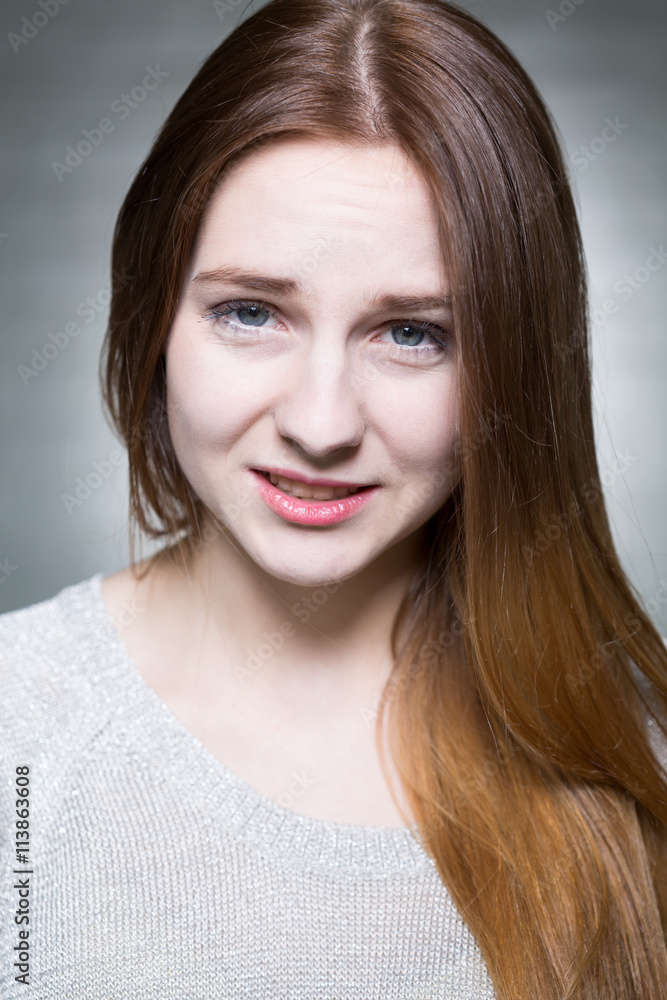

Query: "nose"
<box><xmin>273</xmin><ymin>335</ymin><xmax>365</xmax><ymax>458</ymax></box>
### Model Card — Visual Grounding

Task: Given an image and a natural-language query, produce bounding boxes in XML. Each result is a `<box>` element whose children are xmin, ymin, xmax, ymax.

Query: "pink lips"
<box><xmin>253</xmin><ymin>466</ymin><xmax>368</xmax><ymax>489</ymax></box>
<box><xmin>249</xmin><ymin>469</ymin><xmax>380</xmax><ymax>525</ymax></box>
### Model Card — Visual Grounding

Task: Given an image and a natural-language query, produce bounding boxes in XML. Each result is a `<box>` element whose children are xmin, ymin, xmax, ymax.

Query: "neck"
<box><xmin>154</xmin><ymin>517</ymin><xmax>426</xmax><ymax>701</ymax></box>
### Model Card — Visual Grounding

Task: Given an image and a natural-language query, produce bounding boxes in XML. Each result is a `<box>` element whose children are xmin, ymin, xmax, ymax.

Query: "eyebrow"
<box><xmin>192</xmin><ymin>266</ymin><xmax>452</xmax><ymax>313</ymax></box>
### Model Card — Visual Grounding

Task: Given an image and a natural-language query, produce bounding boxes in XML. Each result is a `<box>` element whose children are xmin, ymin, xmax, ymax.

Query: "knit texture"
<box><xmin>0</xmin><ymin>574</ymin><xmax>497</xmax><ymax>999</ymax></box>
<box><xmin>1</xmin><ymin>575</ymin><xmax>665</xmax><ymax>998</ymax></box>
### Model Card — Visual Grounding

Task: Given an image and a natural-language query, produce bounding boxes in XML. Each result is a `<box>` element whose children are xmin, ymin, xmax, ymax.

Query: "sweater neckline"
<box><xmin>62</xmin><ymin>572</ymin><xmax>436</xmax><ymax>876</ymax></box>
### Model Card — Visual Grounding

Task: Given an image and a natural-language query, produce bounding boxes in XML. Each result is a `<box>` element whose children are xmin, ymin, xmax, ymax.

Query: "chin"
<box><xmin>251</xmin><ymin>544</ymin><xmax>368</xmax><ymax>589</ymax></box>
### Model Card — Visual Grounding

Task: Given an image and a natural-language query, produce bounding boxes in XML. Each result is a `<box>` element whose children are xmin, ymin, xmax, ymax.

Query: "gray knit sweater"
<box><xmin>0</xmin><ymin>574</ymin><xmax>664</xmax><ymax>998</ymax></box>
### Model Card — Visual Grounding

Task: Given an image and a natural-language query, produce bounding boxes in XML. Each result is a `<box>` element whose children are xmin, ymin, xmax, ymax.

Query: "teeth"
<box><xmin>267</xmin><ymin>473</ymin><xmax>359</xmax><ymax>500</ymax></box>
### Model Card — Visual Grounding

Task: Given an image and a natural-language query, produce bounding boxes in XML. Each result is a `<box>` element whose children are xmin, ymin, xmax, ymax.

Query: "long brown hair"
<box><xmin>100</xmin><ymin>1</ymin><xmax>667</xmax><ymax>994</ymax></box>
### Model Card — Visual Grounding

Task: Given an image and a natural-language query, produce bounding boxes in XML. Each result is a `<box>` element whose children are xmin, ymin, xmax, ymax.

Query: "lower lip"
<box><xmin>249</xmin><ymin>470</ymin><xmax>381</xmax><ymax>526</ymax></box>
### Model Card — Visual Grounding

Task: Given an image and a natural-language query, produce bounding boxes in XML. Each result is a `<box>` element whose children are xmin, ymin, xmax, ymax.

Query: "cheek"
<box><xmin>370</xmin><ymin>372</ymin><xmax>459</xmax><ymax>484</ymax></box>
<box><xmin>165</xmin><ymin>322</ymin><xmax>262</xmax><ymax>450</ymax></box>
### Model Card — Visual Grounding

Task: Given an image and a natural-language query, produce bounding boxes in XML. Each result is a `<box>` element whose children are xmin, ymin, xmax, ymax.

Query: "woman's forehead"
<box><xmin>220</xmin><ymin>135</ymin><xmax>420</xmax><ymax>186</ymax></box>
<box><xmin>190</xmin><ymin>138</ymin><xmax>445</xmax><ymax>281</ymax></box>
<box><xmin>201</xmin><ymin>138</ymin><xmax>431</xmax><ymax>228</ymax></box>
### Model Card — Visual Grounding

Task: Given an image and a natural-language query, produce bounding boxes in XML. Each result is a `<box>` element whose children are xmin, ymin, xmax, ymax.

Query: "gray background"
<box><xmin>1</xmin><ymin>0</ymin><xmax>665</xmax><ymax>625</ymax></box>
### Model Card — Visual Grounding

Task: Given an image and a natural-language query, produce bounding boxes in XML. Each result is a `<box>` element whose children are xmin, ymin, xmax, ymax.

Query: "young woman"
<box><xmin>2</xmin><ymin>0</ymin><xmax>666</xmax><ymax>996</ymax></box>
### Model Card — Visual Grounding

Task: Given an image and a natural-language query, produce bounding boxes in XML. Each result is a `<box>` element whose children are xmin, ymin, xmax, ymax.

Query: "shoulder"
<box><xmin>0</xmin><ymin>576</ymin><xmax>108</xmax><ymax>757</ymax></box>
<box><xmin>0</xmin><ymin>575</ymin><xmax>124</xmax><ymax>858</ymax></box>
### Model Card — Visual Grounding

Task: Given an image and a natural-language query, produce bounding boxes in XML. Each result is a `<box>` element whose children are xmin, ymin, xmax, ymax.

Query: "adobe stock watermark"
<box><xmin>17</xmin><ymin>268</ymin><xmax>133</xmax><ymax>385</ymax></box>
<box><xmin>521</xmin><ymin>450</ymin><xmax>639</xmax><ymax>566</ymax></box>
<box><xmin>233</xmin><ymin>580</ymin><xmax>343</xmax><ymax>684</ymax></box>
<box><xmin>554</xmin><ymin>244</ymin><xmax>667</xmax><ymax>359</ymax></box>
<box><xmin>360</xmin><ymin>615</ymin><xmax>469</xmax><ymax>730</ymax></box>
<box><xmin>545</xmin><ymin>0</ymin><xmax>587</xmax><ymax>31</ymax></box>
<box><xmin>233</xmin><ymin>620</ymin><xmax>297</xmax><ymax>684</ymax></box>
<box><xmin>0</xmin><ymin>558</ymin><xmax>18</xmax><ymax>585</ymax></box>
<box><xmin>294</xmin><ymin>234</ymin><xmax>336</xmax><ymax>282</ymax></box>
<box><xmin>360</xmin><ymin>654</ymin><xmax>427</xmax><ymax>729</ymax></box>
<box><xmin>384</xmin><ymin>169</ymin><xmax>408</xmax><ymax>191</ymax></box>
<box><xmin>114</xmin><ymin>597</ymin><xmax>144</xmax><ymax>633</ymax></box>
<box><xmin>565</xmin><ymin>582</ymin><xmax>667</xmax><ymax>694</ymax></box>
<box><xmin>134</xmin><ymin>400</ymin><xmax>259</xmax><ymax>525</ymax></box>
<box><xmin>385</xmin><ymin>410</ymin><xmax>510</xmax><ymax>526</ymax></box>
<box><xmin>277</xmin><ymin>770</ymin><xmax>316</xmax><ymax>810</ymax></box>
<box><xmin>51</xmin><ymin>66</ymin><xmax>169</xmax><ymax>182</ymax></box>
<box><xmin>591</xmin><ymin>245</ymin><xmax>666</xmax><ymax>334</ymax></box>
<box><xmin>570</xmin><ymin>117</ymin><xmax>629</xmax><ymax>173</ymax></box>
<box><xmin>212</xmin><ymin>0</ymin><xmax>246</xmax><ymax>24</ymax></box>
<box><xmin>8</xmin><ymin>0</ymin><xmax>70</xmax><ymax>54</ymax></box>
<box><xmin>61</xmin><ymin>449</ymin><xmax>125</xmax><ymax>514</ymax></box>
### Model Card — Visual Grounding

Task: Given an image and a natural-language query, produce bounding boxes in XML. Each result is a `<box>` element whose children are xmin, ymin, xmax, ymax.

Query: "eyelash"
<box><xmin>206</xmin><ymin>299</ymin><xmax>451</xmax><ymax>356</ymax></box>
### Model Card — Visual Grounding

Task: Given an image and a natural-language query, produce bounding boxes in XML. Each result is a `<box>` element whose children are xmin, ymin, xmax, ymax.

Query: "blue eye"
<box><xmin>383</xmin><ymin>321</ymin><xmax>450</xmax><ymax>354</ymax></box>
<box><xmin>207</xmin><ymin>299</ymin><xmax>450</xmax><ymax>356</ymax></box>
<box><xmin>209</xmin><ymin>300</ymin><xmax>274</xmax><ymax>330</ymax></box>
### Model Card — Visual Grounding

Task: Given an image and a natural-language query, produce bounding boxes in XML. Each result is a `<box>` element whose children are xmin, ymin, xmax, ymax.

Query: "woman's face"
<box><xmin>165</xmin><ymin>138</ymin><xmax>460</xmax><ymax>586</ymax></box>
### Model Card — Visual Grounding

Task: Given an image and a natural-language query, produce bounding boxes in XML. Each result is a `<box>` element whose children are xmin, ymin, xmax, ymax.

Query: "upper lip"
<box><xmin>252</xmin><ymin>466</ymin><xmax>375</xmax><ymax>489</ymax></box>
